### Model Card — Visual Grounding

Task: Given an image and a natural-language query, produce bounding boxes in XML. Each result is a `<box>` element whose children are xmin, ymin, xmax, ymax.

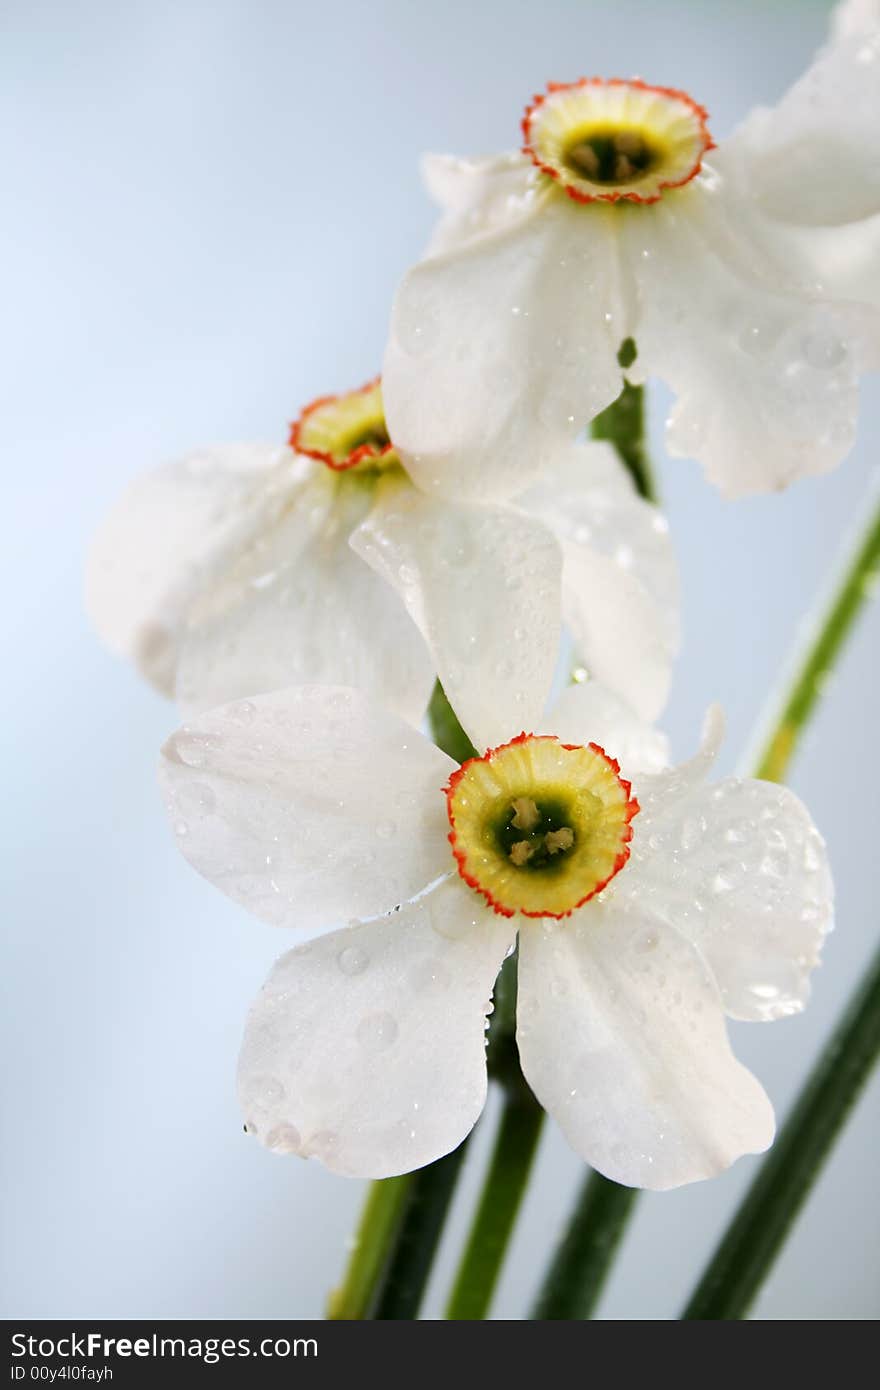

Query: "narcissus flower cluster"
<box><xmin>88</xmin><ymin>2</ymin><xmax>869</xmax><ymax>1192</ymax></box>
<box><xmin>160</xmin><ymin>684</ymin><xmax>831</xmax><ymax>1188</ymax></box>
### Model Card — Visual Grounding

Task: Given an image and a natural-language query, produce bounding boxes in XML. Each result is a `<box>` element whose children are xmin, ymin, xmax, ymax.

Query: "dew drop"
<box><xmin>338</xmin><ymin>945</ymin><xmax>370</xmax><ymax>976</ymax></box>
<box><xmin>306</xmin><ymin>1129</ymin><xmax>339</xmax><ymax>1160</ymax></box>
<box><xmin>802</xmin><ymin>329</ymin><xmax>847</xmax><ymax>370</ymax></box>
<box><xmin>171</xmin><ymin>733</ymin><xmax>213</xmax><ymax>768</ymax></box>
<box><xmin>266</xmin><ymin>1123</ymin><xmax>302</xmax><ymax>1155</ymax></box>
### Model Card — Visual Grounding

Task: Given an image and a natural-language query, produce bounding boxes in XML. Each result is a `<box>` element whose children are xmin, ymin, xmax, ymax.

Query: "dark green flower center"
<box><xmin>492</xmin><ymin>795</ymin><xmax>578</xmax><ymax>873</ymax></box>
<box><xmin>345</xmin><ymin>423</ymin><xmax>391</xmax><ymax>454</ymax></box>
<box><xmin>564</xmin><ymin>127</ymin><xmax>659</xmax><ymax>185</ymax></box>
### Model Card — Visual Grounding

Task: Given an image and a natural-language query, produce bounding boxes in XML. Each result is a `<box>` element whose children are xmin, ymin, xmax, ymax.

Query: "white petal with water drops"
<box><xmin>351</xmin><ymin>479</ymin><xmax>562</xmax><ymax>751</ymax></box>
<box><xmin>86</xmin><ymin>444</ymin><xmax>290</xmax><ymax>694</ymax></box>
<box><xmin>541</xmin><ymin>680</ymin><xmax>670</xmax><ymax>777</ymax></box>
<box><xmin>519</xmin><ymin>440</ymin><xmax>679</xmax><ymax>720</ymax></box>
<box><xmin>620</xmin><ymin>776</ymin><xmax>834</xmax><ymax>1021</ymax></box>
<box><xmin>517</xmin><ymin>905</ymin><xmax>775</xmax><ymax>1189</ymax></box>
<box><xmin>617</xmin><ymin>189</ymin><xmax>868</xmax><ymax>496</ymax></box>
<box><xmin>159</xmin><ymin>686</ymin><xmax>456</xmax><ymax>930</ymax></box>
<box><xmin>237</xmin><ymin>875</ymin><xmax>516</xmax><ymax>1177</ymax></box>
<box><xmin>421</xmin><ymin>151</ymin><xmax>545</xmax><ymax>256</ymax></box>
<box><xmin>721</xmin><ymin>14</ymin><xmax>880</xmax><ymax>227</ymax></box>
<box><xmin>383</xmin><ymin>195</ymin><xmax>623</xmax><ymax>503</ymax></box>
<box><xmin>175</xmin><ymin>472</ymin><xmax>434</xmax><ymax>727</ymax></box>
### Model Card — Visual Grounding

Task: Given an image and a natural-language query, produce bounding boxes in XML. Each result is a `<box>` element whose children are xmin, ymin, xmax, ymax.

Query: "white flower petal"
<box><xmin>635</xmin><ymin>704</ymin><xmax>726</xmax><ymax>807</ymax></box>
<box><xmin>721</xmin><ymin>23</ymin><xmax>880</xmax><ymax>227</ymax></box>
<box><xmin>158</xmin><ymin>686</ymin><xmax>455</xmax><ymax>930</ymax></box>
<box><xmin>620</xmin><ymin>187</ymin><xmax>868</xmax><ymax>495</ymax></box>
<box><xmin>350</xmin><ymin>480</ymin><xmax>562</xmax><ymax>752</ymax></box>
<box><xmin>832</xmin><ymin>0</ymin><xmax>880</xmax><ymax>41</ymax></box>
<box><xmin>620</xmin><ymin>777</ymin><xmax>834</xmax><ymax>1021</ymax></box>
<box><xmin>175</xmin><ymin>475</ymin><xmax>435</xmax><ymax>727</ymax></box>
<box><xmin>542</xmin><ymin>681</ymin><xmax>670</xmax><ymax>776</ymax></box>
<box><xmin>237</xmin><ymin>876</ymin><xmax>516</xmax><ymax>1177</ymax></box>
<box><xmin>519</xmin><ymin>440</ymin><xmax>679</xmax><ymax>720</ymax></box>
<box><xmin>560</xmin><ymin>540</ymin><xmax>676</xmax><ymax>722</ymax></box>
<box><xmin>383</xmin><ymin>197</ymin><xmax>623</xmax><ymax>503</ymax></box>
<box><xmin>85</xmin><ymin>444</ymin><xmax>289</xmax><ymax>694</ymax></box>
<box><xmin>517</xmin><ymin>907</ymin><xmax>774</xmax><ymax>1189</ymax></box>
<box><xmin>771</xmin><ymin>216</ymin><xmax>880</xmax><ymax>329</ymax></box>
<box><xmin>421</xmin><ymin>152</ymin><xmax>542</xmax><ymax>256</ymax></box>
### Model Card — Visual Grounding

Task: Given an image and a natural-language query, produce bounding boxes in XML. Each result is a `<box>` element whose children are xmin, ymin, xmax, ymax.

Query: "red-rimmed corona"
<box><xmin>522</xmin><ymin>77</ymin><xmax>713</xmax><ymax>205</ymax></box>
<box><xmin>290</xmin><ymin>378</ymin><xmax>400</xmax><ymax>473</ymax></box>
<box><xmin>446</xmin><ymin>732</ymin><xmax>639</xmax><ymax>918</ymax></box>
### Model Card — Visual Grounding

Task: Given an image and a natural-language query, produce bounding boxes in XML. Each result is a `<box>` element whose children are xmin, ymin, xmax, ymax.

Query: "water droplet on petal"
<box><xmin>338</xmin><ymin>945</ymin><xmax>370</xmax><ymax>976</ymax></box>
<box><xmin>802</xmin><ymin>329</ymin><xmax>847</xmax><ymax>370</ymax></box>
<box><xmin>171</xmin><ymin>732</ymin><xmax>214</xmax><ymax>768</ymax></box>
<box><xmin>266</xmin><ymin>1123</ymin><xmax>302</xmax><ymax>1155</ymax></box>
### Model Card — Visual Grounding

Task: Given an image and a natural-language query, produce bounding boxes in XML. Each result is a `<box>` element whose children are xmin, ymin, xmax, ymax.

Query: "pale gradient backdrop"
<box><xmin>2</xmin><ymin>0</ymin><xmax>878</xmax><ymax>1319</ymax></box>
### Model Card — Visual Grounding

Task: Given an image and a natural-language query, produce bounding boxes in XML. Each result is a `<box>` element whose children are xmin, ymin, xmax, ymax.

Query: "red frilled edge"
<box><xmin>521</xmin><ymin>77</ymin><xmax>715</xmax><ymax>206</ymax></box>
<box><xmin>444</xmin><ymin>731</ymin><xmax>641</xmax><ymax>919</ymax></box>
<box><xmin>289</xmin><ymin>376</ymin><xmax>396</xmax><ymax>471</ymax></box>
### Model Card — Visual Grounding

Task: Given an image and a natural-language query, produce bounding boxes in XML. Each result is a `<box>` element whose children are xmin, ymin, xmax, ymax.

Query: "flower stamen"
<box><xmin>511</xmin><ymin>796</ymin><xmax>542</xmax><ymax>832</ymax></box>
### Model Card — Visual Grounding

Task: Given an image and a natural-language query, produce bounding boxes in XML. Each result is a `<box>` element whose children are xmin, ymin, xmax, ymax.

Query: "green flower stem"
<box><xmin>372</xmin><ymin>1140</ymin><xmax>472</xmax><ymax>1319</ymax></box>
<box><xmin>752</xmin><ymin>494</ymin><xmax>880</xmax><ymax>783</ymax></box>
<box><xmin>445</xmin><ymin>1087</ymin><xmax>545</xmax><ymax>1320</ymax></box>
<box><xmin>444</xmin><ymin>948</ymin><xmax>543</xmax><ymax>1320</ymax></box>
<box><xmin>327</xmin><ymin>1175</ymin><xmax>412</xmax><ymax>1319</ymax></box>
<box><xmin>532</xmin><ymin>483</ymin><xmax>880</xmax><ymax>1321</ymax></box>
<box><xmin>591</xmin><ymin>351</ymin><xmax>657</xmax><ymax>504</ymax></box>
<box><xmin>681</xmin><ymin>941</ymin><xmax>880</xmax><ymax>1320</ymax></box>
<box><xmin>327</xmin><ymin>683</ymin><xmax>478</xmax><ymax>1320</ymax></box>
<box><xmin>530</xmin><ymin>1172</ymin><xmax>638</xmax><ymax>1320</ymax></box>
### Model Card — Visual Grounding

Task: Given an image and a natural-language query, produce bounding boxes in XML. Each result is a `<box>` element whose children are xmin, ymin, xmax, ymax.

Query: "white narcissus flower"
<box><xmin>87</xmin><ymin>380</ymin><xmax>679</xmax><ymax>742</ymax></box>
<box><xmin>159</xmin><ymin>682</ymin><xmax>833</xmax><ymax>1190</ymax></box>
<box><xmin>383</xmin><ymin>17</ymin><xmax>880</xmax><ymax>503</ymax></box>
